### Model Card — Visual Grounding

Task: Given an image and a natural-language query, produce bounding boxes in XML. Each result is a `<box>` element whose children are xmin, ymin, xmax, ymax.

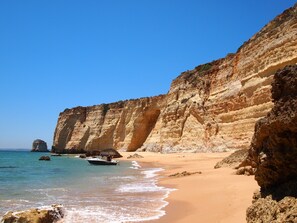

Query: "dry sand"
<box><xmin>121</xmin><ymin>152</ymin><xmax>259</xmax><ymax>223</ymax></box>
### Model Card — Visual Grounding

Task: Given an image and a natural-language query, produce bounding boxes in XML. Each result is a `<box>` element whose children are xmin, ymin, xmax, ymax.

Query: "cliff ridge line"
<box><xmin>53</xmin><ymin>4</ymin><xmax>297</xmax><ymax>153</ymax></box>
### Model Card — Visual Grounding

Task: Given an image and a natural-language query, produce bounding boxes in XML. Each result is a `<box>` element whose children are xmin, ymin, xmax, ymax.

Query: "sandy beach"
<box><xmin>121</xmin><ymin>152</ymin><xmax>259</xmax><ymax>223</ymax></box>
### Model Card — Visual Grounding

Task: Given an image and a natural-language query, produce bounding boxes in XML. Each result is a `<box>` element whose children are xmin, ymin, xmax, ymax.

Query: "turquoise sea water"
<box><xmin>0</xmin><ymin>150</ymin><xmax>172</xmax><ymax>223</ymax></box>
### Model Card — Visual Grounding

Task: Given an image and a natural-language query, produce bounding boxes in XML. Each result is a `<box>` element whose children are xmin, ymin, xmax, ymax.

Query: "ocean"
<box><xmin>0</xmin><ymin>150</ymin><xmax>173</xmax><ymax>222</ymax></box>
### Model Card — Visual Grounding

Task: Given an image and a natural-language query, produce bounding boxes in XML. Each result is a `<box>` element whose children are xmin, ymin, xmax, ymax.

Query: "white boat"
<box><xmin>87</xmin><ymin>157</ymin><xmax>118</xmax><ymax>165</ymax></box>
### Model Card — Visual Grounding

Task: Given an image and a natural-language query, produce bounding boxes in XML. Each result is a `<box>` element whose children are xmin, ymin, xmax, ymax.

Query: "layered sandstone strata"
<box><xmin>53</xmin><ymin>96</ymin><xmax>165</xmax><ymax>153</ymax></box>
<box><xmin>53</xmin><ymin>4</ymin><xmax>297</xmax><ymax>153</ymax></box>
<box><xmin>245</xmin><ymin>65</ymin><xmax>297</xmax><ymax>223</ymax></box>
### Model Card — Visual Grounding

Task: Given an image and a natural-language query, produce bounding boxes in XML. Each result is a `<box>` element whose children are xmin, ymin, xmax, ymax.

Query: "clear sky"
<box><xmin>0</xmin><ymin>0</ymin><xmax>295</xmax><ymax>149</ymax></box>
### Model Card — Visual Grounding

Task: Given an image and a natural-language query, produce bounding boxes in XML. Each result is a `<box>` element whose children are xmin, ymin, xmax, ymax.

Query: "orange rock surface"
<box><xmin>53</xmin><ymin>4</ymin><xmax>297</xmax><ymax>153</ymax></box>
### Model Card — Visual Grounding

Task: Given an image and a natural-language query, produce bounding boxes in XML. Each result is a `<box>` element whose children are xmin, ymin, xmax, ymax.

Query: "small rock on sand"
<box><xmin>127</xmin><ymin>153</ymin><xmax>144</xmax><ymax>159</ymax></box>
<box><xmin>169</xmin><ymin>171</ymin><xmax>202</xmax><ymax>178</ymax></box>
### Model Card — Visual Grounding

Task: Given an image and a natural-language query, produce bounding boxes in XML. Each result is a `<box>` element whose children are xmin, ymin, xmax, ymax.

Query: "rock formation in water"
<box><xmin>39</xmin><ymin>156</ymin><xmax>51</xmax><ymax>161</ymax></box>
<box><xmin>245</xmin><ymin>65</ymin><xmax>297</xmax><ymax>223</ymax></box>
<box><xmin>31</xmin><ymin>139</ymin><xmax>49</xmax><ymax>152</ymax></box>
<box><xmin>1</xmin><ymin>205</ymin><xmax>64</xmax><ymax>223</ymax></box>
<box><xmin>53</xmin><ymin>4</ymin><xmax>297</xmax><ymax>154</ymax></box>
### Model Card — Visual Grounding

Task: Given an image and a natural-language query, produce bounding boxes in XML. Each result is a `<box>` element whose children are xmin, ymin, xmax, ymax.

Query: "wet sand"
<box><xmin>120</xmin><ymin>152</ymin><xmax>259</xmax><ymax>223</ymax></box>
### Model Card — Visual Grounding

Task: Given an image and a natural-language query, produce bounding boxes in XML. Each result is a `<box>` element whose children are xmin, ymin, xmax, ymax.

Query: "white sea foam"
<box><xmin>142</xmin><ymin>168</ymin><xmax>163</xmax><ymax>178</ymax></box>
<box><xmin>2</xmin><ymin>199</ymin><xmax>30</xmax><ymax>204</ymax></box>
<box><xmin>62</xmin><ymin>201</ymin><xmax>170</xmax><ymax>223</ymax></box>
<box><xmin>116</xmin><ymin>182</ymin><xmax>164</xmax><ymax>193</ymax></box>
<box><xmin>114</xmin><ymin>165</ymin><xmax>176</xmax><ymax>222</ymax></box>
<box><xmin>16</xmin><ymin>199</ymin><xmax>31</xmax><ymax>203</ymax></box>
<box><xmin>27</xmin><ymin>188</ymin><xmax>68</xmax><ymax>192</ymax></box>
<box><xmin>61</xmin><ymin>185</ymin><xmax>176</xmax><ymax>223</ymax></box>
<box><xmin>0</xmin><ymin>154</ymin><xmax>176</xmax><ymax>223</ymax></box>
<box><xmin>117</xmin><ymin>166</ymin><xmax>165</xmax><ymax>193</ymax></box>
<box><xmin>109</xmin><ymin>175</ymin><xmax>136</xmax><ymax>180</ymax></box>
<box><xmin>129</xmin><ymin>166</ymin><xmax>138</xmax><ymax>170</ymax></box>
<box><xmin>129</xmin><ymin>160</ymin><xmax>141</xmax><ymax>169</ymax></box>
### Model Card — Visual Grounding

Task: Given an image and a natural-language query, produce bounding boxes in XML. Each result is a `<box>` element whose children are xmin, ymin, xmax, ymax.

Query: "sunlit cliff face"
<box><xmin>53</xmin><ymin>4</ymin><xmax>297</xmax><ymax>153</ymax></box>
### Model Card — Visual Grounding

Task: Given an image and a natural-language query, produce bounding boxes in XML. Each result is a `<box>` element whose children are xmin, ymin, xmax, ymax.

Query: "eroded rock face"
<box><xmin>248</xmin><ymin>65</ymin><xmax>297</xmax><ymax>188</ymax></box>
<box><xmin>245</xmin><ymin>65</ymin><xmax>297</xmax><ymax>222</ymax></box>
<box><xmin>247</xmin><ymin>181</ymin><xmax>297</xmax><ymax>223</ymax></box>
<box><xmin>31</xmin><ymin>139</ymin><xmax>48</xmax><ymax>152</ymax></box>
<box><xmin>53</xmin><ymin>4</ymin><xmax>297</xmax><ymax>154</ymax></box>
<box><xmin>52</xmin><ymin>96</ymin><xmax>165</xmax><ymax>153</ymax></box>
<box><xmin>247</xmin><ymin>193</ymin><xmax>297</xmax><ymax>223</ymax></box>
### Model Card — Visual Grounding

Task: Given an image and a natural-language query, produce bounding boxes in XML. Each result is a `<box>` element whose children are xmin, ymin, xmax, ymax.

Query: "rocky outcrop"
<box><xmin>247</xmin><ymin>65</ymin><xmax>297</xmax><ymax>188</ymax></box>
<box><xmin>247</xmin><ymin>190</ymin><xmax>297</xmax><ymax>223</ymax></box>
<box><xmin>168</xmin><ymin>171</ymin><xmax>202</xmax><ymax>178</ymax></box>
<box><xmin>235</xmin><ymin>166</ymin><xmax>256</xmax><ymax>176</ymax></box>
<box><xmin>1</xmin><ymin>205</ymin><xmax>64</xmax><ymax>223</ymax></box>
<box><xmin>127</xmin><ymin>153</ymin><xmax>144</xmax><ymax>159</ymax></box>
<box><xmin>214</xmin><ymin>149</ymin><xmax>256</xmax><ymax>175</ymax></box>
<box><xmin>53</xmin><ymin>4</ymin><xmax>297</xmax><ymax>154</ymax></box>
<box><xmin>245</xmin><ymin>65</ymin><xmax>297</xmax><ymax>222</ymax></box>
<box><xmin>214</xmin><ymin>149</ymin><xmax>248</xmax><ymax>169</ymax></box>
<box><xmin>31</xmin><ymin>139</ymin><xmax>49</xmax><ymax>152</ymax></box>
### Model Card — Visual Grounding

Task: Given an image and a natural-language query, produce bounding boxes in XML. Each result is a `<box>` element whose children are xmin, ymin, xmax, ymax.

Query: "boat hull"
<box><xmin>87</xmin><ymin>158</ymin><xmax>118</xmax><ymax>165</ymax></box>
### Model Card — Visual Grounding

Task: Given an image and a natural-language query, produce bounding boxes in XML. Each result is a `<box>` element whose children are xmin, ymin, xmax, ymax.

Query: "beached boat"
<box><xmin>87</xmin><ymin>157</ymin><xmax>118</xmax><ymax>165</ymax></box>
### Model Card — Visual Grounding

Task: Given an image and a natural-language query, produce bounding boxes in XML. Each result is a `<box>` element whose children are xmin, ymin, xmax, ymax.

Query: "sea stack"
<box><xmin>31</xmin><ymin>139</ymin><xmax>49</xmax><ymax>152</ymax></box>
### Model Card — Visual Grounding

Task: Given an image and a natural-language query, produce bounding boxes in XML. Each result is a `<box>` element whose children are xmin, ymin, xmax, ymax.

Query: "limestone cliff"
<box><xmin>53</xmin><ymin>96</ymin><xmax>165</xmax><ymax>153</ymax></box>
<box><xmin>53</xmin><ymin>4</ymin><xmax>297</xmax><ymax>153</ymax></box>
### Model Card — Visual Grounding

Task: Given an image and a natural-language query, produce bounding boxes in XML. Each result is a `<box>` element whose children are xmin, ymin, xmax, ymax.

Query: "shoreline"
<box><xmin>121</xmin><ymin>152</ymin><xmax>259</xmax><ymax>223</ymax></box>
<box><xmin>1</xmin><ymin>152</ymin><xmax>259</xmax><ymax>223</ymax></box>
<box><xmin>0</xmin><ymin>154</ymin><xmax>169</xmax><ymax>223</ymax></box>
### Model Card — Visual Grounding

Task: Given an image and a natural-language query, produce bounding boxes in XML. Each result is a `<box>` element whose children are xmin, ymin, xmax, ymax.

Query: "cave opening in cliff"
<box><xmin>127</xmin><ymin>108</ymin><xmax>161</xmax><ymax>152</ymax></box>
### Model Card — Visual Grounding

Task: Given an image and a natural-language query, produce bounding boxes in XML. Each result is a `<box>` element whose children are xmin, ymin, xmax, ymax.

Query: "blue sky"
<box><xmin>0</xmin><ymin>0</ymin><xmax>295</xmax><ymax>149</ymax></box>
